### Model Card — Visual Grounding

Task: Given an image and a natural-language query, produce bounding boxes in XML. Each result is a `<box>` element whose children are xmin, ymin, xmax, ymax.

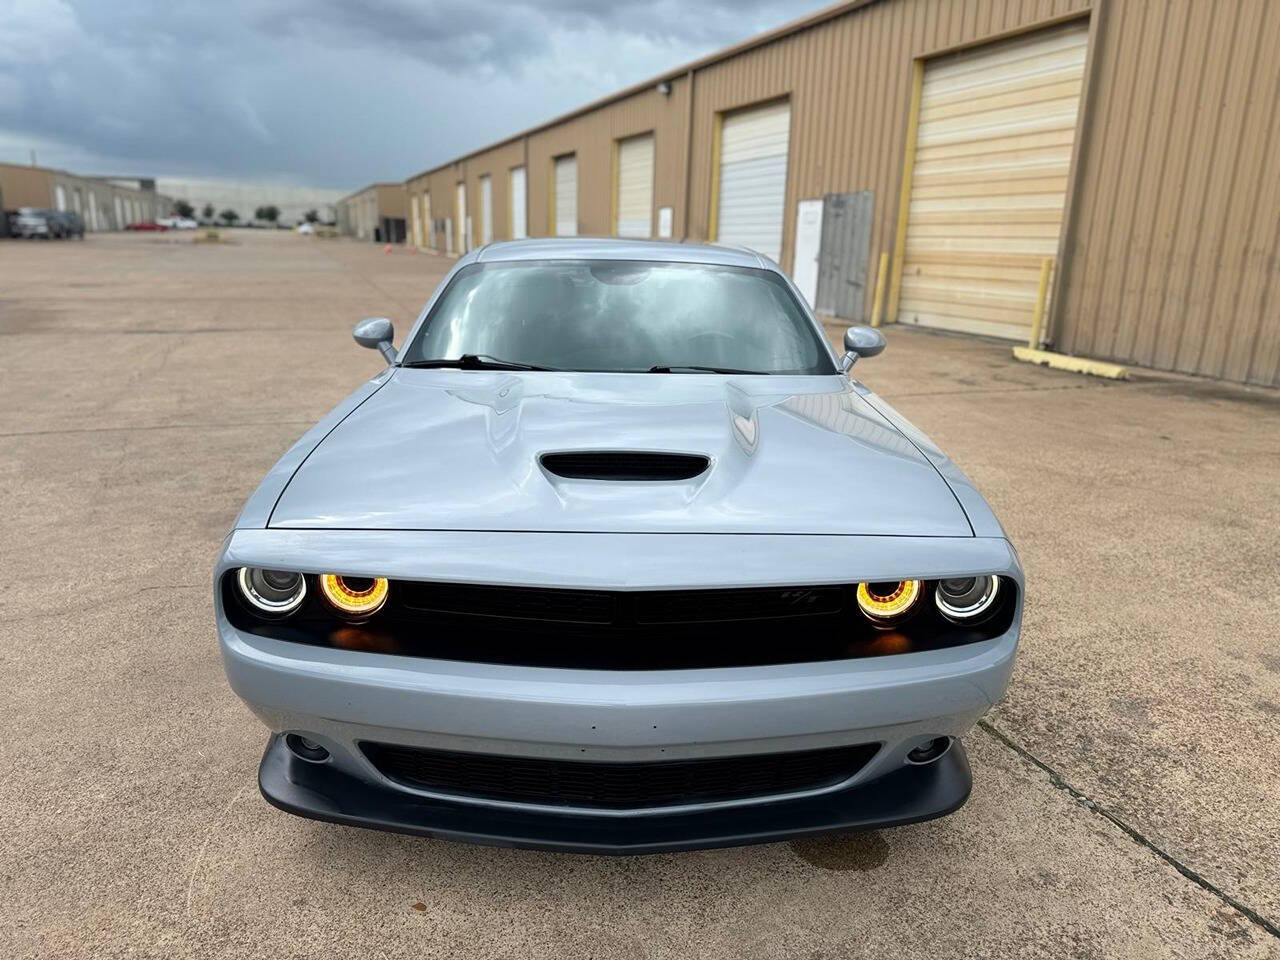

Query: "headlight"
<box><xmin>237</xmin><ymin>567</ymin><xmax>306</xmax><ymax>615</ymax></box>
<box><xmin>319</xmin><ymin>574</ymin><xmax>389</xmax><ymax>617</ymax></box>
<box><xmin>935</xmin><ymin>575</ymin><xmax>1000</xmax><ymax>621</ymax></box>
<box><xmin>856</xmin><ymin>579</ymin><xmax>922</xmax><ymax>624</ymax></box>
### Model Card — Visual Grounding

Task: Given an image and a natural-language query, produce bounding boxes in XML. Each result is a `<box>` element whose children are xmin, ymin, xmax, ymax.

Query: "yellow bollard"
<box><xmin>1027</xmin><ymin>258</ymin><xmax>1053</xmax><ymax>349</ymax></box>
<box><xmin>869</xmin><ymin>252</ymin><xmax>890</xmax><ymax>328</ymax></box>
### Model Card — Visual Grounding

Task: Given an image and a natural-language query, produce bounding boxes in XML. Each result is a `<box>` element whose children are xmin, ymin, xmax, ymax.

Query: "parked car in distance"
<box><xmin>157</xmin><ymin>216</ymin><xmax>198</xmax><ymax>230</ymax></box>
<box><xmin>125</xmin><ymin>221</ymin><xmax>169</xmax><ymax>232</ymax></box>
<box><xmin>13</xmin><ymin>208</ymin><xmax>59</xmax><ymax>238</ymax></box>
<box><xmin>295</xmin><ymin>222</ymin><xmax>315</xmax><ymax>235</ymax></box>
<box><xmin>52</xmin><ymin>211</ymin><xmax>85</xmax><ymax>238</ymax></box>
<box><xmin>216</xmin><ymin>238</ymin><xmax>1023</xmax><ymax>854</ymax></box>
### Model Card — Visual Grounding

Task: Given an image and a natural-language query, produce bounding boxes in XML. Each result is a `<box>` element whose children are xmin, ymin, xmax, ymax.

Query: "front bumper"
<box><xmin>217</xmin><ymin>529</ymin><xmax>1020</xmax><ymax>852</ymax></box>
<box><xmin>259</xmin><ymin>732</ymin><xmax>972</xmax><ymax>854</ymax></box>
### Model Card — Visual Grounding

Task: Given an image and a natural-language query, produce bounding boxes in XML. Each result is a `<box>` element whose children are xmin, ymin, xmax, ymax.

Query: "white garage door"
<box><xmin>616</xmin><ymin>133</ymin><xmax>654</xmax><ymax>238</ymax></box>
<box><xmin>899</xmin><ymin>20</ymin><xmax>1089</xmax><ymax>340</ymax></box>
<box><xmin>554</xmin><ymin>155</ymin><xmax>577</xmax><ymax>236</ymax></box>
<box><xmin>510</xmin><ymin>167</ymin><xmax>527</xmax><ymax>239</ymax></box>
<box><xmin>480</xmin><ymin>175</ymin><xmax>493</xmax><ymax>244</ymax></box>
<box><xmin>455</xmin><ymin>182</ymin><xmax>467</xmax><ymax>253</ymax></box>
<box><xmin>715</xmin><ymin>100</ymin><xmax>790</xmax><ymax>263</ymax></box>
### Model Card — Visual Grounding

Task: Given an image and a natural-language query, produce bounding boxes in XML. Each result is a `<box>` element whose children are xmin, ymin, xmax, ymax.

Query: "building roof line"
<box><xmin>337</xmin><ymin>181</ymin><xmax>412</xmax><ymax>203</ymax></box>
<box><xmin>402</xmin><ymin>0</ymin><xmax>882</xmax><ymax>186</ymax></box>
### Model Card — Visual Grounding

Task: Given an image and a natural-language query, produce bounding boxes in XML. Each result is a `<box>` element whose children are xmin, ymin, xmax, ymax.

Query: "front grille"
<box><xmin>361</xmin><ymin>741</ymin><xmax>879</xmax><ymax>810</ymax></box>
<box><xmin>398</xmin><ymin>581</ymin><xmax>844</xmax><ymax>627</ymax></box>
<box><xmin>540</xmin><ymin>451</ymin><xmax>709</xmax><ymax>481</ymax></box>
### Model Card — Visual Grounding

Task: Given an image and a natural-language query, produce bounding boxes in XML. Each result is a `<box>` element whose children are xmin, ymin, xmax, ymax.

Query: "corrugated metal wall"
<box><xmin>1055</xmin><ymin>0</ymin><xmax>1280</xmax><ymax>385</ymax></box>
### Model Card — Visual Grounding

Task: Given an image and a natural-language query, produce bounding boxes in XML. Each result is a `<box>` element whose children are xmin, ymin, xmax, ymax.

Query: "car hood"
<box><xmin>268</xmin><ymin>370</ymin><xmax>972</xmax><ymax>536</ymax></box>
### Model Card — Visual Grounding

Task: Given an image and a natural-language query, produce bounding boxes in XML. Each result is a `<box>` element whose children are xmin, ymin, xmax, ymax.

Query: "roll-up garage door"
<box><xmin>554</xmin><ymin>155</ymin><xmax>577</xmax><ymax>236</ymax></box>
<box><xmin>715</xmin><ymin>101</ymin><xmax>790</xmax><ymax>263</ymax></box>
<box><xmin>480</xmin><ymin>175</ymin><xmax>493</xmax><ymax>244</ymax></box>
<box><xmin>455</xmin><ymin>182</ymin><xmax>467</xmax><ymax>253</ymax></box>
<box><xmin>899</xmin><ymin>20</ymin><xmax>1088</xmax><ymax>340</ymax></box>
<box><xmin>510</xmin><ymin>167</ymin><xmax>527</xmax><ymax>239</ymax></box>
<box><xmin>616</xmin><ymin>133</ymin><xmax>654</xmax><ymax>238</ymax></box>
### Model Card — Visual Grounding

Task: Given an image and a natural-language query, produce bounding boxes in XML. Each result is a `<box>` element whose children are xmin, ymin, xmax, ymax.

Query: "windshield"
<box><xmin>401</xmin><ymin>260</ymin><xmax>835</xmax><ymax>375</ymax></box>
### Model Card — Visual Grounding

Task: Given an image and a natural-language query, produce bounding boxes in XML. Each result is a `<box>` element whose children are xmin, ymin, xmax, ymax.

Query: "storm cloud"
<box><xmin>0</xmin><ymin>0</ymin><xmax>817</xmax><ymax>188</ymax></box>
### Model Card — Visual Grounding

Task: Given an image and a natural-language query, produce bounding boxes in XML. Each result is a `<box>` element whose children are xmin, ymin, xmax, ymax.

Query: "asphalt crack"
<box><xmin>978</xmin><ymin>719</ymin><xmax>1279</xmax><ymax>940</ymax></box>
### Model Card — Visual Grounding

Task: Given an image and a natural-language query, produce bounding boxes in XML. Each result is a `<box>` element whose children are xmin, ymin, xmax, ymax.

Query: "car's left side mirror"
<box><xmin>354</xmin><ymin>317</ymin><xmax>397</xmax><ymax>364</ymax></box>
<box><xmin>841</xmin><ymin>325</ymin><xmax>886</xmax><ymax>371</ymax></box>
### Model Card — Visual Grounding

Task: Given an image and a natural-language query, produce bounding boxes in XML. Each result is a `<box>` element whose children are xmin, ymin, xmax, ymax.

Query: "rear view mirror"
<box><xmin>354</xmin><ymin>317</ymin><xmax>397</xmax><ymax>364</ymax></box>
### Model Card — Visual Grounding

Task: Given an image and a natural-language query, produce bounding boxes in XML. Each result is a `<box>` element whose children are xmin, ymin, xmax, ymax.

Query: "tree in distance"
<box><xmin>173</xmin><ymin>200</ymin><xmax>195</xmax><ymax>219</ymax></box>
<box><xmin>202</xmin><ymin>203</ymin><xmax>215</xmax><ymax>221</ymax></box>
<box><xmin>304</xmin><ymin>209</ymin><xmax>320</xmax><ymax>224</ymax></box>
<box><xmin>219</xmin><ymin>209</ymin><xmax>239</xmax><ymax>225</ymax></box>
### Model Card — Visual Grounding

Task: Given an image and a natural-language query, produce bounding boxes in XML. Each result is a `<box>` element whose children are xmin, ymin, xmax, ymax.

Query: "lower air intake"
<box><xmin>361</xmin><ymin>741</ymin><xmax>878</xmax><ymax>809</ymax></box>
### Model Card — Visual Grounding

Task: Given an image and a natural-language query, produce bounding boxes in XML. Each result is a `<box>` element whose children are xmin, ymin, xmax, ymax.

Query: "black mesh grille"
<box><xmin>540</xmin><ymin>451</ymin><xmax>709</xmax><ymax>481</ymax></box>
<box><xmin>361</xmin><ymin>742</ymin><xmax>879</xmax><ymax>809</ymax></box>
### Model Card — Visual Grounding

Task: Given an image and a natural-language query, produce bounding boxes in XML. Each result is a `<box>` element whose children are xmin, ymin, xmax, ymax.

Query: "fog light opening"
<box><xmin>906</xmin><ymin>736</ymin><xmax>953</xmax><ymax>765</ymax></box>
<box><xmin>285</xmin><ymin>733</ymin><xmax>330</xmax><ymax>763</ymax></box>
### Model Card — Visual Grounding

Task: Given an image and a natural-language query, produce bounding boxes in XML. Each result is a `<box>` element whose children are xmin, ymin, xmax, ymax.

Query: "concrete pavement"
<box><xmin>2</xmin><ymin>231</ymin><xmax>1277</xmax><ymax>958</ymax></box>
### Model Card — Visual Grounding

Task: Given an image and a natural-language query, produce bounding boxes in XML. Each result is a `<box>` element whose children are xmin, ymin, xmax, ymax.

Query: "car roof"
<box><xmin>474</xmin><ymin>237</ymin><xmax>772</xmax><ymax>270</ymax></box>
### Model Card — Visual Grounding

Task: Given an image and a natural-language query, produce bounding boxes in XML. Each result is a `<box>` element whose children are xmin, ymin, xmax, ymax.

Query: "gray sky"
<box><xmin>0</xmin><ymin>0</ymin><xmax>820</xmax><ymax>190</ymax></box>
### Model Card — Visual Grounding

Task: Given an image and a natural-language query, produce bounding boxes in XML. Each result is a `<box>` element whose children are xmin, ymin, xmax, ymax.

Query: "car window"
<box><xmin>402</xmin><ymin>260</ymin><xmax>835</xmax><ymax>375</ymax></box>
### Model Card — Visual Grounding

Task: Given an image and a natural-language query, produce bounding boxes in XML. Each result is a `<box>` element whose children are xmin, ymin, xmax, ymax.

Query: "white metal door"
<box><xmin>792</xmin><ymin>199</ymin><xmax>823</xmax><ymax>308</ymax></box>
<box><xmin>509</xmin><ymin>167</ymin><xmax>527</xmax><ymax>239</ymax></box>
<box><xmin>899</xmin><ymin>20</ymin><xmax>1088</xmax><ymax>339</ymax></box>
<box><xmin>616</xmin><ymin>133</ymin><xmax>654</xmax><ymax>237</ymax></box>
<box><xmin>54</xmin><ymin>185</ymin><xmax>66</xmax><ymax>211</ymax></box>
<box><xmin>715</xmin><ymin>101</ymin><xmax>790</xmax><ymax>263</ymax></box>
<box><xmin>114</xmin><ymin>196</ymin><xmax>124</xmax><ymax>228</ymax></box>
<box><xmin>455</xmin><ymin>183</ymin><xmax>467</xmax><ymax>252</ymax></box>
<box><xmin>424</xmin><ymin>193</ymin><xmax>433</xmax><ymax>248</ymax></box>
<box><xmin>88</xmin><ymin>193</ymin><xmax>99</xmax><ymax>230</ymax></box>
<box><xmin>411</xmin><ymin>194</ymin><xmax>422</xmax><ymax>247</ymax></box>
<box><xmin>445</xmin><ymin>218</ymin><xmax>453</xmax><ymax>255</ymax></box>
<box><xmin>553</xmin><ymin>155</ymin><xmax>577</xmax><ymax>236</ymax></box>
<box><xmin>480</xmin><ymin>176</ymin><xmax>493</xmax><ymax>244</ymax></box>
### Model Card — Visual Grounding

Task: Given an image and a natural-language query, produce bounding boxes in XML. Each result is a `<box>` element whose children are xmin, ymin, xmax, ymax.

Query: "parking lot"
<box><xmin>2</xmin><ymin>230</ymin><xmax>1277</xmax><ymax>958</ymax></box>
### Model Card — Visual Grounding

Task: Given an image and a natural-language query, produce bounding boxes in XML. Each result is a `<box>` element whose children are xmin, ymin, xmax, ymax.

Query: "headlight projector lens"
<box><xmin>319</xmin><ymin>574</ymin><xmax>389</xmax><ymax>617</ymax></box>
<box><xmin>935</xmin><ymin>575</ymin><xmax>1000</xmax><ymax>621</ymax></box>
<box><xmin>856</xmin><ymin>579</ymin><xmax>922</xmax><ymax>623</ymax></box>
<box><xmin>237</xmin><ymin>567</ymin><xmax>306</xmax><ymax>615</ymax></box>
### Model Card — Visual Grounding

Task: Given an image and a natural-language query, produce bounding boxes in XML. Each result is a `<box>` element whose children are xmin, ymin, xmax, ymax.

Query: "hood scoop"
<box><xmin>540</xmin><ymin>451</ymin><xmax>710</xmax><ymax>481</ymax></box>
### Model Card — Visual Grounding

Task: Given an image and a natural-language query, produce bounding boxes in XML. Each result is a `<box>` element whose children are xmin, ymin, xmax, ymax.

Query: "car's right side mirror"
<box><xmin>841</xmin><ymin>325</ymin><xmax>886</xmax><ymax>371</ymax></box>
<box><xmin>354</xmin><ymin>317</ymin><xmax>397</xmax><ymax>364</ymax></box>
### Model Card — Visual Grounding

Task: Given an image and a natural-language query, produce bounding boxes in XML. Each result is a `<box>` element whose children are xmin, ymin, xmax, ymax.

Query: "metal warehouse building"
<box><xmin>0</xmin><ymin>163</ymin><xmax>175</xmax><ymax>232</ymax></box>
<box><xmin>336</xmin><ymin>183</ymin><xmax>409</xmax><ymax>243</ymax></box>
<box><xmin>400</xmin><ymin>0</ymin><xmax>1279</xmax><ymax>386</ymax></box>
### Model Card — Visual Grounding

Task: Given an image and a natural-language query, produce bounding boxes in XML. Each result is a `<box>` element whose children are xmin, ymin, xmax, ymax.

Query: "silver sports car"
<box><xmin>216</xmin><ymin>238</ymin><xmax>1022</xmax><ymax>854</ymax></box>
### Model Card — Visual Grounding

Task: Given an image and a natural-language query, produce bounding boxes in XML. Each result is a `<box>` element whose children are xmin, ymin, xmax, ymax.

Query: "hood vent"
<box><xmin>540</xmin><ymin>451</ymin><xmax>710</xmax><ymax>481</ymax></box>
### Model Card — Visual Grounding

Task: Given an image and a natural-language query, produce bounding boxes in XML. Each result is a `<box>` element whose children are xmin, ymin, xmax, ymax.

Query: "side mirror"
<box><xmin>841</xmin><ymin>325</ymin><xmax>886</xmax><ymax>371</ymax></box>
<box><xmin>354</xmin><ymin>317</ymin><xmax>397</xmax><ymax>364</ymax></box>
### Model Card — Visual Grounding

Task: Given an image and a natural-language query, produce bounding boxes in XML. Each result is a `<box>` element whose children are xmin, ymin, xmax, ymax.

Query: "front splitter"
<box><xmin>258</xmin><ymin>735</ymin><xmax>972</xmax><ymax>855</ymax></box>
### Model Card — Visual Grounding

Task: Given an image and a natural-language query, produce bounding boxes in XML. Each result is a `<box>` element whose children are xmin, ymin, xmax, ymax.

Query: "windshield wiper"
<box><xmin>648</xmin><ymin>364</ymin><xmax>771</xmax><ymax>375</ymax></box>
<box><xmin>402</xmin><ymin>354</ymin><xmax>555</xmax><ymax>371</ymax></box>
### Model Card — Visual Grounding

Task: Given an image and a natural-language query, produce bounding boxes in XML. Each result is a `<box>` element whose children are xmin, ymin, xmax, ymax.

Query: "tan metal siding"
<box><xmin>1056</xmin><ymin>0</ymin><xmax>1280</xmax><ymax>385</ymax></box>
<box><xmin>0</xmin><ymin>164</ymin><xmax>54</xmax><ymax>208</ymax></box>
